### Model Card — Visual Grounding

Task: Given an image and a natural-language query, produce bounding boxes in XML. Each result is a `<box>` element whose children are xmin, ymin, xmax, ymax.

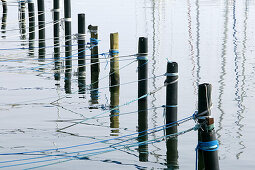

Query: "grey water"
<box><xmin>0</xmin><ymin>0</ymin><xmax>255</xmax><ymax>169</ymax></box>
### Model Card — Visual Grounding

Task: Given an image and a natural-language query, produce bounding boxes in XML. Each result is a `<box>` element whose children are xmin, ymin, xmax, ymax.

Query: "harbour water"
<box><xmin>0</xmin><ymin>0</ymin><xmax>255</xmax><ymax>169</ymax></box>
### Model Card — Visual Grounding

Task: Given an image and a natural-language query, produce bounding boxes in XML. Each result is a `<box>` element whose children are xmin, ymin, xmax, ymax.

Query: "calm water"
<box><xmin>0</xmin><ymin>0</ymin><xmax>255</xmax><ymax>169</ymax></box>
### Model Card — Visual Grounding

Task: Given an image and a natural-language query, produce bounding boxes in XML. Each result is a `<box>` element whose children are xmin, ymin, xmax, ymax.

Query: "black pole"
<box><xmin>1</xmin><ymin>0</ymin><xmax>7</xmax><ymax>35</ymax></box>
<box><xmin>78</xmin><ymin>13</ymin><xmax>86</xmax><ymax>93</ymax></box>
<box><xmin>37</xmin><ymin>0</ymin><xmax>45</xmax><ymax>60</ymax></box>
<box><xmin>137</xmin><ymin>37</ymin><xmax>148</xmax><ymax>162</ymax></box>
<box><xmin>28</xmin><ymin>0</ymin><xmax>35</xmax><ymax>41</ymax></box>
<box><xmin>37</xmin><ymin>0</ymin><xmax>45</xmax><ymax>42</ymax></box>
<box><xmin>165</xmin><ymin>61</ymin><xmax>179</xmax><ymax>169</ymax></box>
<box><xmin>19</xmin><ymin>1</ymin><xmax>26</xmax><ymax>39</ymax></box>
<box><xmin>53</xmin><ymin>0</ymin><xmax>60</xmax><ymax>81</ymax></box>
<box><xmin>165</xmin><ymin>61</ymin><xmax>178</xmax><ymax>133</ymax></box>
<box><xmin>64</xmin><ymin>0</ymin><xmax>72</xmax><ymax>93</ymax></box>
<box><xmin>197</xmin><ymin>83</ymin><xmax>219</xmax><ymax>170</ymax></box>
<box><xmin>64</xmin><ymin>0</ymin><xmax>72</xmax><ymax>70</ymax></box>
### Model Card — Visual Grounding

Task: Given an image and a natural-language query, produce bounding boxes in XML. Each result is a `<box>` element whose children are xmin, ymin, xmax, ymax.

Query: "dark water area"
<box><xmin>0</xmin><ymin>0</ymin><xmax>255</xmax><ymax>169</ymax></box>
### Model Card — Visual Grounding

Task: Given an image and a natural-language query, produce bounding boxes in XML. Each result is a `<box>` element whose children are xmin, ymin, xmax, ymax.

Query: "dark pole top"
<box><xmin>167</xmin><ymin>62</ymin><xmax>178</xmax><ymax>73</ymax></box>
<box><xmin>198</xmin><ymin>83</ymin><xmax>212</xmax><ymax>116</ymax></box>
<box><xmin>78</xmin><ymin>13</ymin><xmax>85</xmax><ymax>34</ymax></box>
<box><xmin>64</xmin><ymin>0</ymin><xmax>71</xmax><ymax>18</ymax></box>
<box><xmin>54</xmin><ymin>0</ymin><xmax>60</xmax><ymax>9</ymax></box>
<box><xmin>138</xmin><ymin>37</ymin><xmax>148</xmax><ymax>54</ymax></box>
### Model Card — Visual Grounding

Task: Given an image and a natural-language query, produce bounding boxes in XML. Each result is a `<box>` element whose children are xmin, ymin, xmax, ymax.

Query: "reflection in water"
<box><xmin>187</xmin><ymin>0</ymin><xmax>196</xmax><ymax>94</ymax></box>
<box><xmin>110</xmin><ymin>86</ymin><xmax>119</xmax><ymax>136</ymax></box>
<box><xmin>232</xmin><ymin>0</ymin><xmax>248</xmax><ymax>159</ymax></box>
<box><xmin>150</xmin><ymin>0</ymin><xmax>161</xmax><ymax>163</ymax></box>
<box><xmin>195</xmin><ymin>0</ymin><xmax>201</xmax><ymax>87</ymax></box>
<box><xmin>216</xmin><ymin>0</ymin><xmax>229</xmax><ymax>159</ymax></box>
<box><xmin>1</xmin><ymin>0</ymin><xmax>7</xmax><ymax>37</ymax></box>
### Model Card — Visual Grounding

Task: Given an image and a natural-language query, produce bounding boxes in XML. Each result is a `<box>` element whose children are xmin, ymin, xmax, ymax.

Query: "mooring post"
<box><xmin>53</xmin><ymin>0</ymin><xmax>60</xmax><ymax>81</ymax></box>
<box><xmin>165</xmin><ymin>61</ymin><xmax>179</xmax><ymax>169</ymax></box>
<box><xmin>1</xmin><ymin>0</ymin><xmax>7</xmax><ymax>34</ymax></box>
<box><xmin>64</xmin><ymin>0</ymin><xmax>72</xmax><ymax>70</ymax></box>
<box><xmin>109</xmin><ymin>33</ymin><xmax>120</xmax><ymax>87</ymax></box>
<box><xmin>78</xmin><ymin>13</ymin><xmax>86</xmax><ymax>93</ymax></box>
<box><xmin>37</xmin><ymin>0</ymin><xmax>45</xmax><ymax>60</ymax></box>
<box><xmin>64</xmin><ymin>0</ymin><xmax>72</xmax><ymax>93</ymax></box>
<box><xmin>137</xmin><ymin>37</ymin><xmax>148</xmax><ymax>162</ymax></box>
<box><xmin>88</xmin><ymin>25</ymin><xmax>99</xmax><ymax>104</ymax></box>
<box><xmin>110</xmin><ymin>85</ymin><xmax>120</xmax><ymax>136</ymax></box>
<box><xmin>19</xmin><ymin>0</ymin><xmax>26</xmax><ymax>38</ymax></box>
<box><xmin>165</xmin><ymin>61</ymin><xmax>178</xmax><ymax>133</ymax></box>
<box><xmin>197</xmin><ymin>83</ymin><xmax>219</xmax><ymax>170</ymax></box>
<box><xmin>88</xmin><ymin>25</ymin><xmax>99</xmax><ymax>72</ymax></box>
<box><xmin>28</xmin><ymin>0</ymin><xmax>35</xmax><ymax>41</ymax></box>
<box><xmin>37</xmin><ymin>0</ymin><xmax>45</xmax><ymax>44</ymax></box>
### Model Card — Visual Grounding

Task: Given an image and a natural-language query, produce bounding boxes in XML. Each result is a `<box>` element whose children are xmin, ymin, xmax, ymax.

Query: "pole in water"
<box><xmin>137</xmin><ymin>37</ymin><xmax>148</xmax><ymax>162</ymax></box>
<box><xmin>37</xmin><ymin>0</ymin><xmax>45</xmax><ymax>60</ymax></box>
<box><xmin>19</xmin><ymin>0</ymin><xmax>26</xmax><ymax>39</ymax></box>
<box><xmin>197</xmin><ymin>83</ymin><xmax>219</xmax><ymax>170</ymax></box>
<box><xmin>28</xmin><ymin>0</ymin><xmax>35</xmax><ymax>50</ymax></box>
<box><xmin>165</xmin><ymin>61</ymin><xmax>179</xmax><ymax>169</ymax></box>
<box><xmin>1</xmin><ymin>0</ymin><xmax>7</xmax><ymax>36</ymax></box>
<box><xmin>110</xmin><ymin>85</ymin><xmax>120</xmax><ymax>136</ymax></box>
<box><xmin>88</xmin><ymin>25</ymin><xmax>99</xmax><ymax>104</ymax></box>
<box><xmin>53</xmin><ymin>0</ymin><xmax>61</xmax><ymax>82</ymax></box>
<box><xmin>78</xmin><ymin>13</ymin><xmax>86</xmax><ymax>94</ymax></box>
<box><xmin>64</xmin><ymin>0</ymin><xmax>72</xmax><ymax>93</ymax></box>
<box><xmin>109</xmin><ymin>33</ymin><xmax>120</xmax><ymax>86</ymax></box>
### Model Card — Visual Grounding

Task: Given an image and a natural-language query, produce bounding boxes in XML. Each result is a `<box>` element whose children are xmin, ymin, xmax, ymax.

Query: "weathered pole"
<box><xmin>109</xmin><ymin>33</ymin><xmax>120</xmax><ymax>86</ymax></box>
<box><xmin>197</xmin><ymin>84</ymin><xmax>219</xmax><ymax>170</ymax></box>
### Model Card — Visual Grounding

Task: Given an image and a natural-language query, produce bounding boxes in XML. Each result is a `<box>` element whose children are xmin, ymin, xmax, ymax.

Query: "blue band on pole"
<box><xmin>137</xmin><ymin>56</ymin><xmax>148</xmax><ymax>60</ymax></box>
<box><xmin>195</xmin><ymin>140</ymin><xmax>219</xmax><ymax>170</ymax></box>
<box><xmin>196</xmin><ymin>140</ymin><xmax>219</xmax><ymax>152</ymax></box>
<box><xmin>111</xmin><ymin>110</ymin><xmax>120</xmax><ymax>114</ymax></box>
<box><xmin>109</xmin><ymin>49</ymin><xmax>119</xmax><ymax>56</ymax></box>
<box><xmin>90</xmin><ymin>38</ymin><xmax>99</xmax><ymax>45</ymax></box>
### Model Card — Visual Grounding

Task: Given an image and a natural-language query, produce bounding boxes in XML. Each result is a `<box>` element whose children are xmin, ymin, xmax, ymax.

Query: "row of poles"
<box><xmin>1</xmin><ymin>0</ymin><xmax>219</xmax><ymax>169</ymax></box>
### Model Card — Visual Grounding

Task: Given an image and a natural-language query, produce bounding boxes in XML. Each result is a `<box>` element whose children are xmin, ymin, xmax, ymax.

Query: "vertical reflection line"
<box><xmin>150</xmin><ymin>0</ymin><xmax>161</xmax><ymax>163</ymax></box>
<box><xmin>216</xmin><ymin>0</ymin><xmax>229</xmax><ymax>160</ymax></box>
<box><xmin>232</xmin><ymin>0</ymin><xmax>246</xmax><ymax>159</ymax></box>
<box><xmin>195</xmin><ymin>0</ymin><xmax>201</xmax><ymax>86</ymax></box>
<box><xmin>236</xmin><ymin>0</ymin><xmax>249</xmax><ymax>159</ymax></box>
<box><xmin>187</xmin><ymin>0</ymin><xmax>196</xmax><ymax>94</ymax></box>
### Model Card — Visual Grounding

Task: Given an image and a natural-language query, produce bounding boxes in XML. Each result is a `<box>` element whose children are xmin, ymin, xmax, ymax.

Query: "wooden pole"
<box><xmin>109</xmin><ymin>33</ymin><xmax>120</xmax><ymax>86</ymax></box>
<box><xmin>88</xmin><ymin>25</ymin><xmax>99</xmax><ymax>104</ymax></box>
<box><xmin>137</xmin><ymin>37</ymin><xmax>148</xmax><ymax>162</ymax></box>
<box><xmin>197</xmin><ymin>83</ymin><xmax>219</xmax><ymax>170</ymax></box>
<box><xmin>78</xmin><ymin>13</ymin><xmax>86</xmax><ymax>93</ymax></box>
<box><xmin>165</xmin><ymin>61</ymin><xmax>179</xmax><ymax>169</ymax></box>
<box><xmin>53</xmin><ymin>0</ymin><xmax>60</xmax><ymax>81</ymax></box>
<box><xmin>110</xmin><ymin>86</ymin><xmax>120</xmax><ymax>136</ymax></box>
